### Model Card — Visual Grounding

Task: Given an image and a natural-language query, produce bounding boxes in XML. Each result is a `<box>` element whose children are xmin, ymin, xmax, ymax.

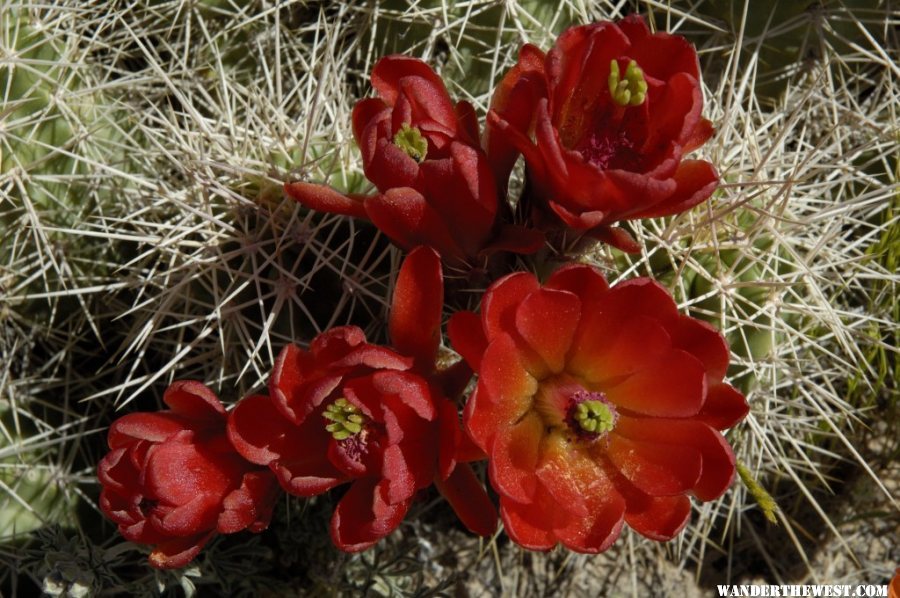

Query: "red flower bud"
<box><xmin>449</xmin><ymin>264</ymin><xmax>748</xmax><ymax>552</ymax></box>
<box><xmin>98</xmin><ymin>382</ymin><xmax>280</xmax><ymax>569</ymax></box>
<box><xmin>487</xmin><ymin>16</ymin><xmax>718</xmax><ymax>251</ymax></box>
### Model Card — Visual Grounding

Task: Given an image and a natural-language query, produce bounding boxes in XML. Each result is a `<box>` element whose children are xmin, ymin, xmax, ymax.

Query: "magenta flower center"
<box><xmin>577</xmin><ymin>128</ymin><xmax>640</xmax><ymax>171</ymax></box>
<box><xmin>565</xmin><ymin>390</ymin><xmax>617</xmax><ymax>440</ymax></box>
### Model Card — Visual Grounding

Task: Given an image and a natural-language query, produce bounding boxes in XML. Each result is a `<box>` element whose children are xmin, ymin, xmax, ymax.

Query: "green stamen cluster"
<box><xmin>393</xmin><ymin>123</ymin><xmax>428</xmax><ymax>162</ymax></box>
<box><xmin>608</xmin><ymin>59</ymin><xmax>647</xmax><ymax>106</ymax></box>
<box><xmin>574</xmin><ymin>399</ymin><xmax>616</xmax><ymax>435</ymax></box>
<box><xmin>323</xmin><ymin>398</ymin><xmax>366</xmax><ymax>440</ymax></box>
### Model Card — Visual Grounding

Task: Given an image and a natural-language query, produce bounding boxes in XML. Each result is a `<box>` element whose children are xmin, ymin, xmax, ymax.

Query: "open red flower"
<box><xmin>449</xmin><ymin>264</ymin><xmax>748</xmax><ymax>552</ymax></box>
<box><xmin>486</xmin><ymin>15</ymin><xmax>718</xmax><ymax>251</ymax></box>
<box><xmin>285</xmin><ymin>56</ymin><xmax>542</xmax><ymax>264</ymax></box>
<box><xmin>98</xmin><ymin>382</ymin><xmax>280</xmax><ymax>569</ymax></box>
<box><xmin>227</xmin><ymin>247</ymin><xmax>496</xmax><ymax>551</ymax></box>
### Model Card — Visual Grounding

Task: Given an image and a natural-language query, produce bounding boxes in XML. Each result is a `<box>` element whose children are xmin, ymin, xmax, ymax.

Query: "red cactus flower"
<box><xmin>227</xmin><ymin>247</ymin><xmax>496</xmax><ymax>551</ymax></box>
<box><xmin>285</xmin><ymin>56</ymin><xmax>543</xmax><ymax>264</ymax></box>
<box><xmin>448</xmin><ymin>264</ymin><xmax>748</xmax><ymax>552</ymax></box>
<box><xmin>486</xmin><ymin>15</ymin><xmax>718</xmax><ymax>252</ymax></box>
<box><xmin>98</xmin><ymin>381</ymin><xmax>280</xmax><ymax>569</ymax></box>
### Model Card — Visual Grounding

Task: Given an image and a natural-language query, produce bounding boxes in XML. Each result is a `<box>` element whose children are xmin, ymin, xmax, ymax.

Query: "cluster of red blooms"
<box><xmin>98</xmin><ymin>16</ymin><xmax>749</xmax><ymax>569</ymax></box>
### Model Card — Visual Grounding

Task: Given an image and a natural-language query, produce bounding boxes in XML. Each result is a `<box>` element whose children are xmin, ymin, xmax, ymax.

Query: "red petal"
<box><xmin>284</xmin><ymin>181</ymin><xmax>370</xmax><ymax>220</ymax></box>
<box><xmin>485</xmin><ymin>43</ymin><xmax>547</xmax><ymax>188</ymax></box>
<box><xmin>330</xmin><ymin>478</ymin><xmax>410</xmax><ymax>552</ymax></box>
<box><xmin>488</xmin><ymin>411</ymin><xmax>543</xmax><ymax>503</ymax></box>
<box><xmin>603</xmin><ymin>168</ymin><xmax>678</xmax><ymax>214</ymax></box>
<box><xmin>486</xmin><ymin>108</ymin><xmax>549</xmax><ymax>190</ymax></box>
<box><xmin>332</xmin><ymin>344</ymin><xmax>412</xmax><ymax>371</ymax></box>
<box><xmin>698</xmin><ymin>383</ymin><xmax>749</xmax><ymax>430</ymax></box>
<box><xmin>537</xmin><ymin>438</ymin><xmax>627</xmax><ymax>553</ymax></box>
<box><xmin>615</xmin><ymin>416</ymin><xmax>737</xmax><ymax>501</ymax></box>
<box><xmin>162</xmin><ymin>380</ymin><xmax>226</xmax><ymax>424</ymax></box>
<box><xmin>481</xmin><ymin>272</ymin><xmax>540</xmax><ymax>342</ymax></box>
<box><xmin>218</xmin><ymin>470</ymin><xmax>280</xmax><ymax>534</ymax></box>
<box><xmin>435</xmin><ymin>464</ymin><xmax>498</xmax><ymax>536</ymax></box>
<box><xmin>148</xmin><ymin>532</ymin><xmax>213</xmax><ymax>569</ymax></box>
<box><xmin>622</xmin><ymin>487</ymin><xmax>692</xmax><ymax>541</ymax></box>
<box><xmin>309</xmin><ymin>326</ymin><xmax>368</xmax><ymax>361</ymax></box>
<box><xmin>514</xmin><ymin>287</ymin><xmax>581</xmax><ymax>374</ymax></box>
<box><xmin>626</xmin><ymin>160</ymin><xmax>718</xmax><ymax>220</ymax></box>
<box><xmin>616</xmin><ymin>14</ymin><xmax>650</xmax><ymax>40</ymax></box>
<box><xmin>419</xmin><ymin>143</ymin><xmax>497</xmax><ymax>256</ymax></box>
<box><xmin>622</xmin><ymin>20</ymin><xmax>701</xmax><ymax>84</ymax></box>
<box><xmin>643</xmin><ymin>72</ymin><xmax>704</xmax><ymax>155</ymax></box>
<box><xmin>464</xmin><ymin>334</ymin><xmax>538</xmax><ymax>450</ymax></box>
<box><xmin>229</xmin><ymin>394</ymin><xmax>346</xmax><ymax>496</ymax></box>
<box><xmin>545</xmin><ymin>263</ymin><xmax>609</xmax><ymax>298</ymax></box>
<box><xmin>548</xmin><ymin>199</ymin><xmax>607</xmax><ymax>230</ymax></box>
<box><xmin>684</xmin><ymin>117</ymin><xmax>714</xmax><ymax>153</ymax></box>
<box><xmin>144</xmin><ymin>442</ymin><xmax>239</xmax><ymax>511</ymax></box>
<box><xmin>499</xmin><ymin>495</ymin><xmax>557</xmax><ymax>551</ymax></box>
<box><xmin>607</xmin><ymin>433</ymin><xmax>702</xmax><ymax>496</ymax></box>
<box><xmin>380</xmin><ymin>397</ymin><xmax>436</xmax><ymax>491</ymax></box>
<box><xmin>153</xmin><ymin>493</ymin><xmax>220</xmax><ymax>537</ymax></box>
<box><xmin>389</xmin><ymin>246</ymin><xmax>443</xmax><ymax>370</ymax></box>
<box><xmin>604</xmin><ymin>278</ymin><xmax>680</xmax><ymax>324</ymax></box>
<box><xmin>98</xmin><ymin>448</ymin><xmax>135</xmax><ymax>498</ymax></box>
<box><xmin>366</xmin><ymin>138</ymin><xmax>421</xmax><ymax>191</ymax></box>
<box><xmin>120</xmin><ymin>518</ymin><xmax>168</xmax><ymax>544</ymax></box>
<box><xmin>352</xmin><ymin>97</ymin><xmax>388</xmax><ymax>145</ymax></box>
<box><xmin>275</xmin><ymin>459</ymin><xmax>348</xmax><ymax>497</ymax></box>
<box><xmin>371</xmin><ymin>56</ymin><xmax>456</xmax><ymax>129</ymax></box>
<box><xmin>227</xmin><ymin>394</ymin><xmax>293</xmax><ymax>466</ymax></box>
<box><xmin>269</xmin><ymin>343</ymin><xmax>316</xmax><ymax>424</ymax></box>
<box><xmin>534</xmin><ymin>434</ymin><xmax>589</xmax><ymax>517</ymax></box>
<box><xmin>606</xmin><ymin>348</ymin><xmax>706</xmax><ymax>418</ymax></box>
<box><xmin>554</xmin><ymin>487</ymin><xmax>626</xmax><ymax>554</ymax></box>
<box><xmin>534</xmin><ymin>99</ymin><xmax>569</xmax><ymax>181</ymax></box>
<box><xmin>587</xmin><ymin>225</ymin><xmax>641</xmax><ymax>253</ymax></box>
<box><xmin>365</xmin><ymin>188</ymin><xmax>466</xmax><ymax>259</ymax></box>
<box><xmin>381</xmin><ymin>443</ymin><xmax>418</xmax><ymax>504</ymax></box>
<box><xmin>571</xmin><ymin>314</ymin><xmax>671</xmax><ymax>385</ymax></box>
<box><xmin>372</xmin><ymin>370</ymin><xmax>436</xmax><ymax>421</ymax></box>
<box><xmin>108</xmin><ymin>413</ymin><xmax>186</xmax><ymax>449</ymax></box>
<box><xmin>548</xmin><ymin>22</ymin><xmax>628</xmax><ymax>144</ymax></box>
<box><xmin>455</xmin><ymin>100</ymin><xmax>480</xmax><ymax>146</ymax></box>
<box><xmin>672</xmin><ymin>316</ymin><xmax>730</xmax><ymax>382</ymax></box>
<box><xmin>447</xmin><ymin>311</ymin><xmax>487</xmax><ymax>371</ymax></box>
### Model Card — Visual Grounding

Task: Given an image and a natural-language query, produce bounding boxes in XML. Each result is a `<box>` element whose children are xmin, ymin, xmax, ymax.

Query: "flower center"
<box><xmin>323</xmin><ymin>397</ymin><xmax>367</xmax><ymax>441</ymax></box>
<box><xmin>393</xmin><ymin>123</ymin><xmax>428</xmax><ymax>162</ymax></box>
<box><xmin>566</xmin><ymin>390</ymin><xmax>617</xmax><ymax>440</ymax></box>
<box><xmin>608</xmin><ymin>59</ymin><xmax>647</xmax><ymax>107</ymax></box>
<box><xmin>577</xmin><ymin>129</ymin><xmax>638</xmax><ymax>171</ymax></box>
<box><xmin>138</xmin><ymin>498</ymin><xmax>158</xmax><ymax>516</ymax></box>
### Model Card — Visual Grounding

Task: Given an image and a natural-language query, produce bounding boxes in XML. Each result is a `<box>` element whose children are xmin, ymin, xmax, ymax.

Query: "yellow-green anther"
<box><xmin>393</xmin><ymin>123</ymin><xmax>428</xmax><ymax>162</ymax></box>
<box><xmin>608</xmin><ymin>59</ymin><xmax>648</xmax><ymax>107</ymax></box>
<box><xmin>574</xmin><ymin>399</ymin><xmax>616</xmax><ymax>435</ymax></box>
<box><xmin>323</xmin><ymin>397</ymin><xmax>366</xmax><ymax>440</ymax></box>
